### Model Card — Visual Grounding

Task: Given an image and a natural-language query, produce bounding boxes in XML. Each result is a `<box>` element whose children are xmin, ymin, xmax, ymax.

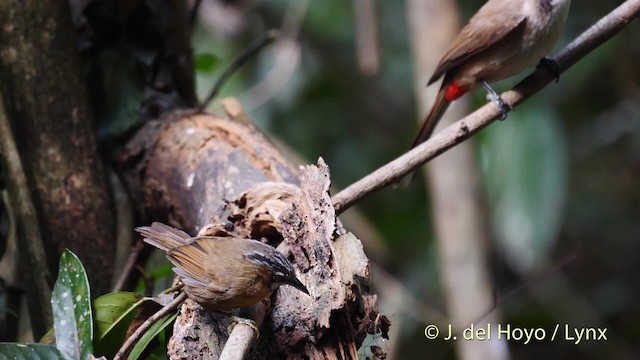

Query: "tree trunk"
<box><xmin>407</xmin><ymin>0</ymin><xmax>509</xmax><ymax>359</ymax></box>
<box><xmin>0</xmin><ymin>0</ymin><xmax>117</xmax><ymax>335</ymax></box>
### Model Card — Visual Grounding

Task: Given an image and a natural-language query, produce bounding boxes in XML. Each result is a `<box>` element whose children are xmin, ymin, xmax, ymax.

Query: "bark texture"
<box><xmin>0</xmin><ymin>0</ymin><xmax>116</xmax><ymax>313</ymax></box>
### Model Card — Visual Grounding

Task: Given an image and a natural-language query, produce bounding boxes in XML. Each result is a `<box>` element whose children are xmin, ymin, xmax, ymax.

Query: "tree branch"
<box><xmin>112</xmin><ymin>241</ymin><xmax>144</xmax><ymax>293</ymax></box>
<box><xmin>331</xmin><ymin>0</ymin><xmax>640</xmax><ymax>214</ymax></box>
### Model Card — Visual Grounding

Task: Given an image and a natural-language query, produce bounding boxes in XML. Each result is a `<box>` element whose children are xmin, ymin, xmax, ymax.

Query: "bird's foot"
<box><xmin>494</xmin><ymin>96</ymin><xmax>511</xmax><ymax>121</ymax></box>
<box><xmin>228</xmin><ymin>316</ymin><xmax>260</xmax><ymax>338</ymax></box>
<box><xmin>538</xmin><ymin>57</ymin><xmax>561</xmax><ymax>83</ymax></box>
<box><xmin>481</xmin><ymin>81</ymin><xmax>511</xmax><ymax>121</ymax></box>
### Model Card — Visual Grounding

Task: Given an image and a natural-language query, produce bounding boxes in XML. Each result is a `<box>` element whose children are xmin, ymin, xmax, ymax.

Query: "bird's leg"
<box><xmin>214</xmin><ymin>310</ymin><xmax>257</xmax><ymax>336</ymax></box>
<box><xmin>225</xmin><ymin>299</ymin><xmax>269</xmax><ymax>338</ymax></box>
<box><xmin>480</xmin><ymin>80</ymin><xmax>511</xmax><ymax>120</ymax></box>
<box><xmin>228</xmin><ymin>316</ymin><xmax>260</xmax><ymax>338</ymax></box>
<box><xmin>538</xmin><ymin>57</ymin><xmax>561</xmax><ymax>82</ymax></box>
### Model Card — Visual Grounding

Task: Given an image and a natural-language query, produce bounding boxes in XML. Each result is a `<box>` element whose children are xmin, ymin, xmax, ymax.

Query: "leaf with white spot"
<box><xmin>51</xmin><ymin>250</ymin><xmax>93</xmax><ymax>360</ymax></box>
<box><xmin>0</xmin><ymin>343</ymin><xmax>62</xmax><ymax>359</ymax></box>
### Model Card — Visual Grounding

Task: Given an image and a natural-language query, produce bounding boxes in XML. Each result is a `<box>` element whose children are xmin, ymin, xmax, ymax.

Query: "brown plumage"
<box><xmin>136</xmin><ymin>222</ymin><xmax>309</xmax><ymax>311</ymax></box>
<box><xmin>411</xmin><ymin>0</ymin><xmax>571</xmax><ymax>149</ymax></box>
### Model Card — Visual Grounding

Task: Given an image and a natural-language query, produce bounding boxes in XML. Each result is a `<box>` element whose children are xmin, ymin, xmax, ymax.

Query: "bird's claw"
<box><xmin>495</xmin><ymin>96</ymin><xmax>511</xmax><ymax>121</ymax></box>
<box><xmin>228</xmin><ymin>316</ymin><xmax>260</xmax><ymax>338</ymax></box>
<box><xmin>481</xmin><ymin>80</ymin><xmax>511</xmax><ymax>121</ymax></box>
<box><xmin>538</xmin><ymin>57</ymin><xmax>561</xmax><ymax>83</ymax></box>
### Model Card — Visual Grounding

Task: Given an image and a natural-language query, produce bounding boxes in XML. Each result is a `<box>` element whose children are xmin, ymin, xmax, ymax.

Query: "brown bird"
<box><xmin>411</xmin><ymin>0</ymin><xmax>571</xmax><ymax>149</ymax></box>
<box><xmin>136</xmin><ymin>222</ymin><xmax>309</xmax><ymax>311</ymax></box>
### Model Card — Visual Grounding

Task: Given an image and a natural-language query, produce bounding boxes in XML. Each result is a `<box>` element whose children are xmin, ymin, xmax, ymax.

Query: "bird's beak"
<box><xmin>287</xmin><ymin>276</ymin><xmax>309</xmax><ymax>295</ymax></box>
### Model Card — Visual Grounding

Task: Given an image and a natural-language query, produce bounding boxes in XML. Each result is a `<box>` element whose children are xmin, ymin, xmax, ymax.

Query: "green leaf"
<box><xmin>195</xmin><ymin>53</ymin><xmax>220</xmax><ymax>73</ymax></box>
<box><xmin>478</xmin><ymin>105</ymin><xmax>568</xmax><ymax>272</ymax></box>
<box><xmin>51</xmin><ymin>250</ymin><xmax>93</xmax><ymax>360</ymax></box>
<box><xmin>145</xmin><ymin>328</ymin><xmax>169</xmax><ymax>360</ymax></box>
<box><xmin>93</xmin><ymin>292</ymin><xmax>143</xmax><ymax>359</ymax></box>
<box><xmin>147</xmin><ymin>264</ymin><xmax>174</xmax><ymax>280</ymax></box>
<box><xmin>0</xmin><ymin>343</ymin><xmax>63</xmax><ymax>359</ymax></box>
<box><xmin>128</xmin><ymin>312</ymin><xmax>178</xmax><ymax>360</ymax></box>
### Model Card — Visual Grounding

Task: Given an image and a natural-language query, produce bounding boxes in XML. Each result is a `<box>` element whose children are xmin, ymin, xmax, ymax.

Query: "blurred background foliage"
<box><xmin>2</xmin><ymin>0</ymin><xmax>636</xmax><ymax>358</ymax></box>
<box><xmin>183</xmin><ymin>0</ymin><xmax>640</xmax><ymax>358</ymax></box>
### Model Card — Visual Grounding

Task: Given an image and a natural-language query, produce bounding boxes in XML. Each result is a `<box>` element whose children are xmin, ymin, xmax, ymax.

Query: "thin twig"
<box><xmin>371</xmin><ymin>263</ymin><xmax>447</xmax><ymax>327</ymax></box>
<box><xmin>331</xmin><ymin>0</ymin><xmax>640</xmax><ymax>214</ymax></box>
<box><xmin>190</xmin><ymin>0</ymin><xmax>203</xmax><ymax>27</ymax></box>
<box><xmin>162</xmin><ymin>283</ymin><xmax>184</xmax><ymax>295</ymax></box>
<box><xmin>112</xmin><ymin>241</ymin><xmax>144</xmax><ymax>293</ymax></box>
<box><xmin>199</xmin><ymin>29</ymin><xmax>280</xmax><ymax>110</ymax></box>
<box><xmin>136</xmin><ymin>264</ymin><xmax>155</xmax><ymax>297</ymax></box>
<box><xmin>110</xmin><ymin>170</ymin><xmax>135</xmax><ymax>291</ymax></box>
<box><xmin>470</xmin><ymin>250</ymin><xmax>579</xmax><ymax>329</ymax></box>
<box><xmin>113</xmin><ymin>291</ymin><xmax>188</xmax><ymax>360</ymax></box>
<box><xmin>241</xmin><ymin>0</ymin><xmax>309</xmax><ymax>111</ymax></box>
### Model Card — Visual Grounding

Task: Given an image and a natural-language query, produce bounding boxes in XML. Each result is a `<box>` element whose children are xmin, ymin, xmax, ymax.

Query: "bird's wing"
<box><xmin>428</xmin><ymin>5</ymin><xmax>527</xmax><ymax>84</ymax></box>
<box><xmin>167</xmin><ymin>237</ymin><xmax>226</xmax><ymax>288</ymax></box>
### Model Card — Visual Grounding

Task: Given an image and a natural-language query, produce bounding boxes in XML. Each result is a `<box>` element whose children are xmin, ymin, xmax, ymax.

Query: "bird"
<box><xmin>135</xmin><ymin>222</ymin><xmax>309</xmax><ymax>312</ymax></box>
<box><xmin>410</xmin><ymin>0</ymin><xmax>571</xmax><ymax>149</ymax></box>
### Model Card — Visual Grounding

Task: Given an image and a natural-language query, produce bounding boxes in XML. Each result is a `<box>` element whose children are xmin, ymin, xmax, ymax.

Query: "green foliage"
<box><xmin>195</xmin><ymin>53</ymin><xmax>221</xmax><ymax>73</ymax></box>
<box><xmin>93</xmin><ymin>292</ymin><xmax>143</xmax><ymax>358</ymax></box>
<box><xmin>478</xmin><ymin>105</ymin><xmax>568</xmax><ymax>271</ymax></box>
<box><xmin>0</xmin><ymin>343</ymin><xmax>63</xmax><ymax>359</ymax></box>
<box><xmin>51</xmin><ymin>250</ymin><xmax>93</xmax><ymax>360</ymax></box>
<box><xmin>3</xmin><ymin>251</ymin><xmax>178</xmax><ymax>359</ymax></box>
<box><xmin>128</xmin><ymin>312</ymin><xmax>177</xmax><ymax>360</ymax></box>
<box><xmin>93</xmin><ymin>292</ymin><xmax>175</xmax><ymax>359</ymax></box>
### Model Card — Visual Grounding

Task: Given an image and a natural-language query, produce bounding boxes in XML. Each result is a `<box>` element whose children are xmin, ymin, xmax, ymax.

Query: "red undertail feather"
<box><xmin>444</xmin><ymin>80</ymin><xmax>468</xmax><ymax>102</ymax></box>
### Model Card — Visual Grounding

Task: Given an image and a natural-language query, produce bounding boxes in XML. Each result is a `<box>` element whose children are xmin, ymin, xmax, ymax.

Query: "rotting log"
<box><xmin>118</xmin><ymin>99</ymin><xmax>389</xmax><ymax>359</ymax></box>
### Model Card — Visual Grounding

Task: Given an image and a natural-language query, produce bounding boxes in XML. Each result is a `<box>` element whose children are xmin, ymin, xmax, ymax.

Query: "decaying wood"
<box><xmin>118</xmin><ymin>99</ymin><xmax>389</xmax><ymax>359</ymax></box>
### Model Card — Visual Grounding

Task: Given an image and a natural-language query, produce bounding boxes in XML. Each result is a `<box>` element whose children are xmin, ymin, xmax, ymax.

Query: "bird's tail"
<box><xmin>396</xmin><ymin>85</ymin><xmax>451</xmax><ymax>187</ymax></box>
<box><xmin>410</xmin><ymin>85</ymin><xmax>451</xmax><ymax>149</ymax></box>
<box><xmin>135</xmin><ymin>222</ymin><xmax>192</xmax><ymax>252</ymax></box>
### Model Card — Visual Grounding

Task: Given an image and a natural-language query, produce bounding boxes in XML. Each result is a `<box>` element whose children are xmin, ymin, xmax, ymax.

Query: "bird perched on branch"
<box><xmin>136</xmin><ymin>222</ymin><xmax>309</xmax><ymax>311</ymax></box>
<box><xmin>410</xmin><ymin>0</ymin><xmax>571</xmax><ymax>149</ymax></box>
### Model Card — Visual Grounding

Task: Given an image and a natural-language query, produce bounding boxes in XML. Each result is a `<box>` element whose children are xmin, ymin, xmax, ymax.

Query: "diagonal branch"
<box><xmin>199</xmin><ymin>30</ymin><xmax>280</xmax><ymax>111</ymax></box>
<box><xmin>113</xmin><ymin>292</ymin><xmax>187</xmax><ymax>360</ymax></box>
<box><xmin>332</xmin><ymin>0</ymin><xmax>640</xmax><ymax>215</ymax></box>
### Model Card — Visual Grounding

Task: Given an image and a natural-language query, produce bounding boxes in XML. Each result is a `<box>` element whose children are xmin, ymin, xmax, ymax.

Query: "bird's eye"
<box><xmin>273</xmin><ymin>271</ymin><xmax>286</xmax><ymax>280</ymax></box>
